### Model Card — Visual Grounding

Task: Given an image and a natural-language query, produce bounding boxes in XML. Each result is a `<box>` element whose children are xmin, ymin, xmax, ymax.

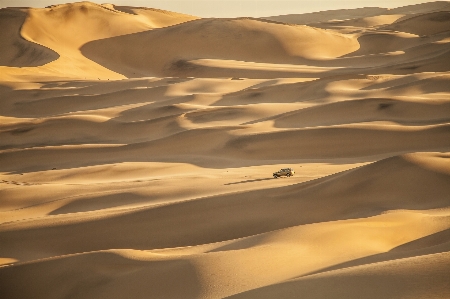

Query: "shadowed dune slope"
<box><xmin>0</xmin><ymin>8</ymin><xmax>59</xmax><ymax>67</ymax></box>
<box><xmin>345</xmin><ymin>32</ymin><xmax>421</xmax><ymax>56</ymax></box>
<box><xmin>222</xmin><ymin>125</ymin><xmax>450</xmax><ymax>159</ymax></box>
<box><xmin>272</xmin><ymin>98</ymin><xmax>450</xmax><ymax>128</ymax></box>
<box><xmin>80</xmin><ymin>17</ymin><xmax>359</xmax><ymax>77</ymax></box>
<box><xmin>0</xmin><ymin>250</ymin><xmax>202</xmax><ymax>299</ymax></box>
<box><xmin>266</xmin><ymin>1</ymin><xmax>450</xmax><ymax>27</ymax></box>
<box><xmin>388</xmin><ymin>1</ymin><xmax>450</xmax><ymax>14</ymax></box>
<box><xmin>384</xmin><ymin>11</ymin><xmax>450</xmax><ymax>36</ymax></box>
<box><xmin>265</xmin><ymin>7</ymin><xmax>389</xmax><ymax>25</ymax></box>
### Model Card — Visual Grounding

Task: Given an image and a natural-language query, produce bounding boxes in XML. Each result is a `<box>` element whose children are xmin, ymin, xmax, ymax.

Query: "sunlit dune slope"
<box><xmin>229</xmin><ymin>252</ymin><xmax>450</xmax><ymax>299</ymax></box>
<box><xmin>23</xmin><ymin>1</ymin><xmax>198</xmax><ymax>49</ymax></box>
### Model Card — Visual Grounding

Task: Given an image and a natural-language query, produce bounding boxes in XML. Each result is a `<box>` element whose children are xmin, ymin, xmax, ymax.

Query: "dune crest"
<box><xmin>0</xmin><ymin>1</ymin><xmax>449</xmax><ymax>299</ymax></box>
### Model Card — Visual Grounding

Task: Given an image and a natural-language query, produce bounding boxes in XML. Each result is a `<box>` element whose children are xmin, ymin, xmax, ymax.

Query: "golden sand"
<box><xmin>1</xmin><ymin>1</ymin><xmax>449</xmax><ymax>298</ymax></box>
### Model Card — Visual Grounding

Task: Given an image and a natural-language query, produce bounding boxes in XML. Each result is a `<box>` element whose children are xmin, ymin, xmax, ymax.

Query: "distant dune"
<box><xmin>0</xmin><ymin>1</ymin><xmax>449</xmax><ymax>299</ymax></box>
<box><xmin>80</xmin><ymin>17</ymin><xmax>359</xmax><ymax>77</ymax></box>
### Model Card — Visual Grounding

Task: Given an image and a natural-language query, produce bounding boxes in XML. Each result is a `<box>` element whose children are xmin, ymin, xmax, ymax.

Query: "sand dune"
<box><xmin>0</xmin><ymin>8</ymin><xmax>59</xmax><ymax>67</ymax></box>
<box><xmin>0</xmin><ymin>2</ymin><xmax>198</xmax><ymax>81</ymax></box>
<box><xmin>265</xmin><ymin>7</ymin><xmax>390</xmax><ymax>26</ymax></box>
<box><xmin>22</xmin><ymin>2</ymin><xmax>198</xmax><ymax>50</ymax></box>
<box><xmin>385</xmin><ymin>11</ymin><xmax>450</xmax><ymax>36</ymax></box>
<box><xmin>272</xmin><ymin>98</ymin><xmax>450</xmax><ymax>127</ymax></box>
<box><xmin>80</xmin><ymin>17</ymin><xmax>359</xmax><ymax>78</ymax></box>
<box><xmin>228</xmin><ymin>252</ymin><xmax>450</xmax><ymax>299</ymax></box>
<box><xmin>1</xmin><ymin>1</ymin><xmax>449</xmax><ymax>299</ymax></box>
<box><xmin>1</xmin><ymin>153</ymin><xmax>449</xmax><ymax>266</ymax></box>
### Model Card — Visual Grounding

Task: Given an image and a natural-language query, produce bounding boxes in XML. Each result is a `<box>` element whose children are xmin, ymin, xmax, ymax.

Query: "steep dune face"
<box><xmin>0</xmin><ymin>8</ymin><xmax>59</xmax><ymax>67</ymax></box>
<box><xmin>1</xmin><ymin>1</ymin><xmax>450</xmax><ymax>299</ymax></box>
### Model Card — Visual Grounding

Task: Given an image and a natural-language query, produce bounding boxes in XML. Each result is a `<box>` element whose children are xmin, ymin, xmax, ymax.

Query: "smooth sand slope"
<box><xmin>0</xmin><ymin>1</ymin><xmax>450</xmax><ymax>299</ymax></box>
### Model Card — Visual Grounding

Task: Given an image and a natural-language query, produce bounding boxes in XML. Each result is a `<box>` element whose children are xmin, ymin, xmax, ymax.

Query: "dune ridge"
<box><xmin>0</xmin><ymin>1</ymin><xmax>449</xmax><ymax>298</ymax></box>
<box><xmin>0</xmin><ymin>8</ymin><xmax>59</xmax><ymax>67</ymax></box>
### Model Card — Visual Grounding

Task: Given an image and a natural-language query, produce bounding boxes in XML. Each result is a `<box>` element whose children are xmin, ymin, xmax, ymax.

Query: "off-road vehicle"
<box><xmin>273</xmin><ymin>168</ymin><xmax>295</xmax><ymax>178</ymax></box>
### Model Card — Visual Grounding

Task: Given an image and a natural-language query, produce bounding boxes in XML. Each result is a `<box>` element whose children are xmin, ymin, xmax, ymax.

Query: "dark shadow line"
<box><xmin>225</xmin><ymin>178</ymin><xmax>274</xmax><ymax>185</ymax></box>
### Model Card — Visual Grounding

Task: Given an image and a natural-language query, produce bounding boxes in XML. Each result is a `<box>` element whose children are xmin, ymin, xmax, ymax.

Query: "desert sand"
<box><xmin>0</xmin><ymin>1</ymin><xmax>450</xmax><ymax>298</ymax></box>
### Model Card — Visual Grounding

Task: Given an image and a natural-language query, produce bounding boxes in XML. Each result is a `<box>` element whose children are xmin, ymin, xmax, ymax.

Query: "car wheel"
<box><xmin>273</xmin><ymin>175</ymin><xmax>278</xmax><ymax>179</ymax></box>
<box><xmin>286</xmin><ymin>173</ymin><xmax>290</xmax><ymax>177</ymax></box>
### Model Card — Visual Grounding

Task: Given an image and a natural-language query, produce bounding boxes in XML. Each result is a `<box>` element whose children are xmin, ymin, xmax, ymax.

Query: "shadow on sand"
<box><xmin>225</xmin><ymin>178</ymin><xmax>274</xmax><ymax>185</ymax></box>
